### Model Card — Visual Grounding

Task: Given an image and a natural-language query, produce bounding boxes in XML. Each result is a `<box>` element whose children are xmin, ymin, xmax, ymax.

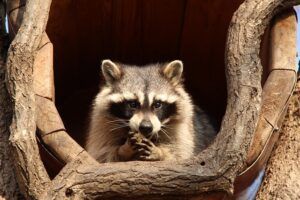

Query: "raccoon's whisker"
<box><xmin>161</xmin><ymin>125</ymin><xmax>173</xmax><ymax>130</ymax></box>
<box><xmin>110</xmin><ymin>124</ymin><xmax>128</xmax><ymax>129</ymax></box>
<box><xmin>156</xmin><ymin>132</ymin><xmax>160</xmax><ymax>143</ymax></box>
<box><xmin>109</xmin><ymin>122</ymin><xmax>128</xmax><ymax>127</ymax></box>
<box><xmin>107</xmin><ymin>119</ymin><xmax>129</xmax><ymax>122</ymax></box>
<box><xmin>110</xmin><ymin>123</ymin><xmax>129</xmax><ymax>129</ymax></box>
<box><xmin>149</xmin><ymin>133</ymin><xmax>154</xmax><ymax>140</ymax></box>
<box><xmin>160</xmin><ymin>128</ymin><xmax>171</xmax><ymax>140</ymax></box>
<box><xmin>109</xmin><ymin>127</ymin><xmax>126</xmax><ymax>132</ymax></box>
<box><xmin>153</xmin><ymin>132</ymin><xmax>159</xmax><ymax>143</ymax></box>
<box><xmin>161</xmin><ymin>130</ymin><xmax>169</xmax><ymax>139</ymax></box>
<box><xmin>157</xmin><ymin>132</ymin><xmax>161</xmax><ymax>143</ymax></box>
<box><xmin>108</xmin><ymin>123</ymin><xmax>126</xmax><ymax>127</ymax></box>
<box><xmin>105</xmin><ymin>119</ymin><xmax>129</xmax><ymax>124</ymax></box>
<box><xmin>108</xmin><ymin>125</ymin><xmax>129</xmax><ymax>133</ymax></box>
<box><xmin>106</xmin><ymin>119</ymin><xmax>125</xmax><ymax>122</ymax></box>
<box><xmin>162</xmin><ymin>125</ymin><xmax>175</xmax><ymax>131</ymax></box>
<box><xmin>105</xmin><ymin>120</ymin><xmax>129</xmax><ymax>128</ymax></box>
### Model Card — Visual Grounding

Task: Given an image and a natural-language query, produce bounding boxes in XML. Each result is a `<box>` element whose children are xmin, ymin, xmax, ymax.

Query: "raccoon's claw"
<box><xmin>133</xmin><ymin>142</ymin><xmax>151</xmax><ymax>151</ymax></box>
<box><xmin>129</xmin><ymin>137</ymin><xmax>137</xmax><ymax>145</ymax></box>
<box><xmin>127</xmin><ymin>132</ymin><xmax>161</xmax><ymax>161</ymax></box>
<box><xmin>128</xmin><ymin>132</ymin><xmax>143</xmax><ymax>145</ymax></box>
<box><xmin>141</xmin><ymin>138</ymin><xmax>153</xmax><ymax>147</ymax></box>
<box><xmin>134</xmin><ymin>140</ymin><xmax>162</xmax><ymax>161</ymax></box>
<box><xmin>135</xmin><ymin>148</ymin><xmax>151</xmax><ymax>156</ymax></box>
<box><xmin>137</xmin><ymin>147</ymin><xmax>161</xmax><ymax>161</ymax></box>
<box><xmin>127</xmin><ymin>131</ymin><xmax>136</xmax><ymax>138</ymax></box>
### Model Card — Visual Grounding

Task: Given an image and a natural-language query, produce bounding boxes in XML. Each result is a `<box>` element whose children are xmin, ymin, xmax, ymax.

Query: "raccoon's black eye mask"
<box><xmin>127</xmin><ymin>100</ymin><xmax>140</xmax><ymax>109</ymax></box>
<box><xmin>108</xmin><ymin>99</ymin><xmax>177</xmax><ymax>121</ymax></box>
<box><xmin>108</xmin><ymin>100</ymin><xmax>139</xmax><ymax>119</ymax></box>
<box><xmin>153</xmin><ymin>101</ymin><xmax>177</xmax><ymax>121</ymax></box>
<box><xmin>152</xmin><ymin>101</ymin><xmax>162</xmax><ymax>109</ymax></box>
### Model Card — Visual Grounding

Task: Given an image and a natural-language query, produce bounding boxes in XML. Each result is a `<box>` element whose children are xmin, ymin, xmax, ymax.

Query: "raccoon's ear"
<box><xmin>162</xmin><ymin>60</ymin><xmax>183</xmax><ymax>85</ymax></box>
<box><xmin>101</xmin><ymin>60</ymin><xmax>122</xmax><ymax>84</ymax></box>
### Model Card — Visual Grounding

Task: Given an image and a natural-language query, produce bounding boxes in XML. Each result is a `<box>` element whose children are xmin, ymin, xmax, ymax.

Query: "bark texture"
<box><xmin>0</xmin><ymin>1</ymin><xmax>20</xmax><ymax>199</ymax></box>
<box><xmin>0</xmin><ymin>60</ymin><xmax>20</xmax><ymax>200</ymax></box>
<box><xmin>5</xmin><ymin>0</ymin><xmax>52</xmax><ymax>199</ymax></box>
<box><xmin>256</xmin><ymin>78</ymin><xmax>300</xmax><ymax>199</ymax></box>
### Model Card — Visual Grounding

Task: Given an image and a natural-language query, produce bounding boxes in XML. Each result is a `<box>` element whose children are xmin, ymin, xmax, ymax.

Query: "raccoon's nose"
<box><xmin>139</xmin><ymin>120</ymin><xmax>153</xmax><ymax>135</ymax></box>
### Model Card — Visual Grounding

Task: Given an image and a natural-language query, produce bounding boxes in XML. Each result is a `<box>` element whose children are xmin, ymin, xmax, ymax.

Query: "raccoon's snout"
<box><xmin>139</xmin><ymin>120</ymin><xmax>153</xmax><ymax>136</ymax></box>
<box><xmin>130</xmin><ymin>113</ymin><xmax>161</xmax><ymax>135</ymax></box>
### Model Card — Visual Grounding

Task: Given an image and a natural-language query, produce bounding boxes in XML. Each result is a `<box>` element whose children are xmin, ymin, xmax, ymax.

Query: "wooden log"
<box><xmin>31</xmin><ymin>15</ymin><xmax>94</xmax><ymax>166</ymax></box>
<box><xmin>0</xmin><ymin>1</ymin><xmax>21</xmax><ymax>198</ymax></box>
<box><xmin>247</xmin><ymin>9</ymin><xmax>297</xmax><ymax>165</ymax></box>
<box><xmin>5</xmin><ymin>0</ymin><xmax>52</xmax><ymax>199</ymax></box>
<box><xmin>256</xmin><ymin>78</ymin><xmax>300</xmax><ymax>200</ymax></box>
<box><xmin>36</xmin><ymin>95</ymin><xmax>96</xmax><ymax>164</ymax></box>
<box><xmin>33</xmin><ymin>33</ymin><xmax>55</xmax><ymax>100</ymax></box>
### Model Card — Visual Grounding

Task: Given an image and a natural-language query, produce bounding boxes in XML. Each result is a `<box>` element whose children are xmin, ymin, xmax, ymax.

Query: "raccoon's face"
<box><xmin>97</xmin><ymin>59</ymin><xmax>186</xmax><ymax>140</ymax></box>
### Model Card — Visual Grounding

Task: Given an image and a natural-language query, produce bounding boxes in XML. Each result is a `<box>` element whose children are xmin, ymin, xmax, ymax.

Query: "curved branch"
<box><xmin>222</xmin><ymin>0</ymin><xmax>297</xmax><ymax>171</ymax></box>
<box><xmin>5</xmin><ymin>0</ymin><xmax>52</xmax><ymax>199</ymax></box>
<box><xmin>0</xmin><ymin>1</ymin><xmax>20</xmax><ymax>198</ymax></box>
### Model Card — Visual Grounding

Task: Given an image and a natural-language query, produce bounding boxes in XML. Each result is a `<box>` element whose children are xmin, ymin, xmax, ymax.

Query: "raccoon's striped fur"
<box><xmin>85</xmin><ymin>60</ymin><xmax>216</xmax><ymax>162</ymax></box>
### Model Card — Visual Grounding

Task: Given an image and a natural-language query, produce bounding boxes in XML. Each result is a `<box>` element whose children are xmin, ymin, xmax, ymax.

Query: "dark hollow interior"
<box><xmin>46</xmin><ymin>0</ymin><xmax>255</xmax><ymax>147</ymax></box>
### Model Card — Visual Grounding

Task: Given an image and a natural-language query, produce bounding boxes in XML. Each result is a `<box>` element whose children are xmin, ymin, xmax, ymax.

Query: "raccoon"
<box><xmin>85</xmin><ymin>59</ymin><xmax>217</xmax><ymax>162</ymax></box>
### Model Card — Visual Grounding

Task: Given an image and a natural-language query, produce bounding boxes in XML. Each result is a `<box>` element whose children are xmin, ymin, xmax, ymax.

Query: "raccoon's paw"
<box><xmin>133</xmin><ymin>139</ymin><xmax>162</xmax><ymax>161</ymax></box>
<box><xmin>128</xmin><ymin>131</ymin><xmax>144</xmax><ymax>145</ymax></box>
<box><xmin>117</xmin><ymin>140</ymin><xmax>135</xmax><ymax>161</ymax></box>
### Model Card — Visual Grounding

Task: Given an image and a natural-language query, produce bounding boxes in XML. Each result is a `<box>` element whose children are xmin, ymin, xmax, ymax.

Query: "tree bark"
<box><xmin>0</xmin><ymin>1</ymin><xmax>21</xmax><ymax>199</ymax></box>
<box><xmin>0</xmin><ymin>58</ymin><xmax>20</xmax><ymax>200</ymax></box>
<box><xmin>256</xmin><ymin>78</ymin><xmax>300</xmax><ymax>199</ymax></box>
<box><xmin>5</xmin><ymin>0</ymin><xmax>52</xmax><ymax>198</ymax></box>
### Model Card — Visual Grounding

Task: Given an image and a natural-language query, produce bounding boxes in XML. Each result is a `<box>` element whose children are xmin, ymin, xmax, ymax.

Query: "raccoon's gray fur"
<box><xmin>85</xmin><ymin>59</ymin><xmax>217</xmax><ymax>162</ymax></box>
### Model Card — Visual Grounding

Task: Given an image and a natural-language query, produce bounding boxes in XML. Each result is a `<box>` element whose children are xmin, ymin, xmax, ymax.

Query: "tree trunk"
<box><xmin>0</xmin><ymin>58</ymin><xmax>20</xmax><ymax>200</ymax></box>
<box><xmin>256</xmin><ymin>77</ymin><xmax>300</xmax><ymax>199</ymax></box>
<box><xmin>0</xmin><ymin>1</ymin><xmax>21</xmax><ymax>199</ymax></box>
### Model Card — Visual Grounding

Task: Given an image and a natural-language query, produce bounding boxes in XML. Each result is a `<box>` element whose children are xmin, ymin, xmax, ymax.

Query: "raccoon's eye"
<box><xmin>153</xmin><ymin>101</ymin><xmax>162</xmax><ymax>109</ymax></box>
<box><xmin>128</xmin><ymin>100</ymin><xmax>139</xmax><ymax>109</ymax></box>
